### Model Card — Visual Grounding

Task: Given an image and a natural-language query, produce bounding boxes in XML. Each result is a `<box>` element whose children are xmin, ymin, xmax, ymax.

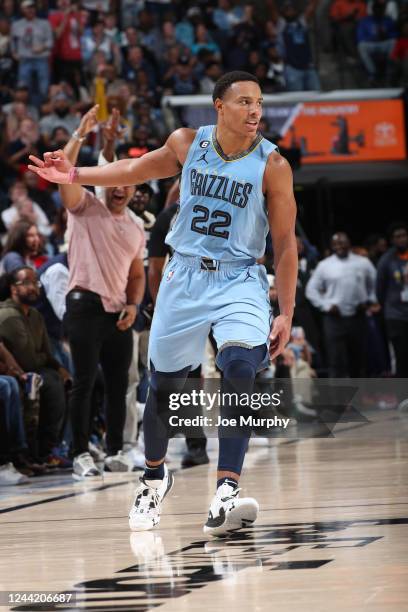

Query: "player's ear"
<box><xmin>214</xmin><ymin>98</ymin><xmax>223</xmax><ymax>114</ymax></box>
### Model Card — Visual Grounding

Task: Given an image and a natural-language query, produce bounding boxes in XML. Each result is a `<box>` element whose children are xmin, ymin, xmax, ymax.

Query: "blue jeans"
<box><xmin>358</xmin><ymin>40</ymin><xmax>395</xmax><ymax>77</ymax></box>
<box><xmin>284</xmin><ymin>65</ymin><xmax>321</xmax><ymax>91</ymax></box>
<box><xmin>49</xmin><ymin>336</ymin><xmax>73</xmax><ymax>374</ymax></box>
<box><xmin>0</xmin><ymin>376</ymin><xmax>27</xmax><ymax>454</ymax></box>
<box><xmin>18</xmin><ymin>57</ymin><xmax>50</xmax><ymax>105</ymax></box>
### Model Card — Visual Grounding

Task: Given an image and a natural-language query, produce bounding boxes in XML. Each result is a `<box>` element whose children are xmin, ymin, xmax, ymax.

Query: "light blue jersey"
<box><xmin>166</xmin><ymin>125</ymin><xmax>277</xmax><ymax>261</ymax></box>
<box><xmin>149</xmin><ymin>126</ymin><xmax>277</xmax><ymax>372</ymax></box>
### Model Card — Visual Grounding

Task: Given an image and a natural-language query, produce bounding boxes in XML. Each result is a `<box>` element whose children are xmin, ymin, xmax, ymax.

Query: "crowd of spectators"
<box><xmin>0</xmin><ymin>0</ymin><xmax>407</xmax><ymax>196</ymax></box>
<box><xmin>0</xmin><ymin>0</ymin><xmax>407</xmax><ymax>485</ymax></box>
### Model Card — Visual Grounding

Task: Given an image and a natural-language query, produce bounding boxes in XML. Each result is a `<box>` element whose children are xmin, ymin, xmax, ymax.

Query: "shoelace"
<box><xmin>221</xmin><ymin>487</ymin><xmax>241</xmax><ymax>503</ymax></box>
<box><xmin>134</xmin><ymin>480</ymin><xmax>160</xmax><ymax>513</ymax></box>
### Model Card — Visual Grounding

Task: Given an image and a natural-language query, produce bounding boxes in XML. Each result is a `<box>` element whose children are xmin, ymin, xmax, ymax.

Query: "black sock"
<box><xmin>144</xmin><ymin>462</ymin><xmax>165</xmax><ymax>480</ymax></box>
<box><xmin>217</xmin><ymin>477</ymin><xmax>238</xmax><ymax>490</ymax></box>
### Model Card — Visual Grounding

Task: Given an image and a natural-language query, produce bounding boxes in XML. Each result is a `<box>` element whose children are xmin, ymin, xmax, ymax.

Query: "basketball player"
<box><xmin>28</xmin><ymin>71</ymin><xmax>298</xmax><ymax>536</ymax></box>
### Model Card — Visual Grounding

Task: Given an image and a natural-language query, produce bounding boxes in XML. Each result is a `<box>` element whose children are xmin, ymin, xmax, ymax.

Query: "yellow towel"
<box><xmin>94</xmin><ymin>77</ymin><xmax>109</xmax><ymax>122</ymax></box>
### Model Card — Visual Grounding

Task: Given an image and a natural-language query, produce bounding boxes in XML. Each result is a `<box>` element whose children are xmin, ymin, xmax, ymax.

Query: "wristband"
<box><xmin>68</xmin><ymin>167</ymin><xmax>79</xmax><ymax>184</ymax></box>
<box><xmin>72</xmin><ymin>130</ymin><xmax>86</xmax><ymax>143</ymax></box>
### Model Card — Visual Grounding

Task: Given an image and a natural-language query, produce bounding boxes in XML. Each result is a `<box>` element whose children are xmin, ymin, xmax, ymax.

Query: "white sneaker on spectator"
<box><xmin>88</xmin><ymin>441</ymin><xmax>106</xmax><ymax>462</ymax></box>
<box><xmin>137</xmin><ymin>430</ymin><xmax>145</xmax><ymax>453</ymax></box>
<box><xmin>0</xmin><ymin>463</ymin><xmax>30</xmax><ymax>485</ymax></box>
<box><xmin>125</xmin><ymin>446</ymin><xmax>145</xmax><ymax>471</ymax></box>
<box><xmin>72</xmin><ymin>452</ymin><xmax>103</xmax><ymax>481</ymax></box>
<box><xmin>250</xmin><ymin>436</ymin><xmax>273</xmax><ymax>447</ymax></box>
<box><xmin>104</xmin><ymin>451</ymin><xmax>133</xmax><ymax>473</ymax></box>
<box><xmin>136</xmin><ymin>402</ymin><xmax>145</xmax><ymax>422</ymax></box>
<box><xmin>294</xmin><ymin>397</ymin><xmax>318</xmax><ymax>420</ymax></box>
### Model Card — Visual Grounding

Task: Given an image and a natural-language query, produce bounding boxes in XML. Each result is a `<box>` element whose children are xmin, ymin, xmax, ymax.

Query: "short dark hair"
<box><xmin>10</xmin><ymin>266</ymin><xmax>34</xmax><ymax>284</ymax></box>
<box><xmin>135</xmin><ymin>183</ymin><xmax>154</xmax><ymax>197</ymax></box>
<box><xmin>212</xmin><ymin>71</ymin><xmax>260</xmax><ymax>102</ymax></box>
<box><xmin>387</xmin><ymin>221</ymin><xmax>408</xmax><ymax>239</ymax></box>
<box><xmin>0</xmin><ymin>266</ymin><xmax>33</xmax><ymax>301</ymax></box>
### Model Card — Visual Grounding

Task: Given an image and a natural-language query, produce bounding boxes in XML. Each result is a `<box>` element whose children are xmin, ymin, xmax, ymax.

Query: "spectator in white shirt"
<box><xmin>306</xmin><ymin>232</ymin><xmax>378</xmax><ymax>377</ymax></box>
<box><xmin>37</xmin><ymin>254</ymin><xmax>71</xmax><ymax>370</ymax></box>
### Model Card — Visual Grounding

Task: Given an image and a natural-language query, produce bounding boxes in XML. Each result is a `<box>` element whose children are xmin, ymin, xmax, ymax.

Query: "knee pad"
<box><xmin>219</xmin><ymin>345</ymin><xmax>268</xmax><ymax>417</ymax></box>
<box><xmin>144</xmin><ymin>365</ymin><xmax>192</xmax><ymax>459</ymax></box>
<box><xmin>148</xmin><ymin>365</ymin><xmax>191</xmax><ymax>416</ymax></box>
<box><xmin>217</xmin><ymin>344</ymin><xmax>268</xmax><ymax>377</ymax></box>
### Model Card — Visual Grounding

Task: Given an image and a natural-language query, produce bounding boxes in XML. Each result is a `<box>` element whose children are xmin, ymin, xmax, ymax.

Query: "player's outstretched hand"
<box><xmin>269</xmin><ymin>314</ymin><xmax>291</xmax><ymax>360</ymax></box>
<box><xmin>28</xmin><ymin>150</ymin><xmax>73</xmax><ymax>184</ymax></box>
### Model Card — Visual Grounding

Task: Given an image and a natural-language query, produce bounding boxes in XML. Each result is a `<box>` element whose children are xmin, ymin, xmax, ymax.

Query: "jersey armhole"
<box><xmin>179</xmin><ymin>127</ymin><xmax>205</xmax><ymax>206</ymax></box>
<box><xmin>182</xmin><ymin>126</ymin><xmax>204</xmax><ymax>169</ymax></box>
<box><xmin>257</xmin><ymin>144</ymin><xmax>279</xmax><ymax>207</ymax></box>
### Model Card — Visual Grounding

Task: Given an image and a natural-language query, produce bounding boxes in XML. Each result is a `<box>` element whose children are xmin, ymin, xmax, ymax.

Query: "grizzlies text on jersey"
<box><xmin>166</xmin><ymin>125</ymin><xmax>278</xmax><ymax>261</ymax></box>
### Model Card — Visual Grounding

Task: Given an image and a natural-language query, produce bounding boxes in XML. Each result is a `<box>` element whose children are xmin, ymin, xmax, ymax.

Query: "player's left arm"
<box><xmin>264</xmin><ymin>152</ymin><xmax>298</xmax><ymax>359</ymax></box>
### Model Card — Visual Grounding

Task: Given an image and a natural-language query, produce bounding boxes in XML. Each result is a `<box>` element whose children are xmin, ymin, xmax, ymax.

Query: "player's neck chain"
<box><xmin>212</xmin><ymin>127</ymin><xmax>263</xmax><ymax>162</ymax></box>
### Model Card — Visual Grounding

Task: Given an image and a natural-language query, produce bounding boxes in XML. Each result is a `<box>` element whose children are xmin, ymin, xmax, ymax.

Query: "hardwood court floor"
<box><xmin>0</xmin><ymin>408</ymin><xmax>407</xmax><ymax>612</ymax></box>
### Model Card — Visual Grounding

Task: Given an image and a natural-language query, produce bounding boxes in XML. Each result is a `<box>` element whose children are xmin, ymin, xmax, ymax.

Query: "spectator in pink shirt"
<box><xmin>33</xmin><ymin>106</ymin><xmax>146</xmax><ymax>480</ymax></box>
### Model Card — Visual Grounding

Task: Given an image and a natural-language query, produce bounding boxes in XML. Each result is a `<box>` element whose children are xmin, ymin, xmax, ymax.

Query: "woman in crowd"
<box><xmin>0</xmin><ymin>220</ymin><xmax>46</xmax><ymax>274</ymax></box>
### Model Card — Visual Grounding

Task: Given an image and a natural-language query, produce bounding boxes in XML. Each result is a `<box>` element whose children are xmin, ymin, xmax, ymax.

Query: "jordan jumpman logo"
<box><xmin>197</xmin><ymin>150</ymin><xmax>209</xmax><ymax>164</ymax></box>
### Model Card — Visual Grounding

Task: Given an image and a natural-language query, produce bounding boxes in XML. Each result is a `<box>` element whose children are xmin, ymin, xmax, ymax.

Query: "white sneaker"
<box><xmin>72</xmin><ymin>452</ymin><xmax>103</xmax><ymax>481</ymax></box>
<box><xmin>203</xmin><ymin>481</ymin><xmax>259</xmax><ymax>537</ymax></box>
<box><xmin>104</xmin><ymin>450</ymin><xmax>133</xmax><ymax>473</ymax></box>
<box><xmin>129</xmin><ymin>464</ymin><xmax>174</xmax><ymax>531</ymax></box>
<box><xmin>0</xmin><ymin>463</ymin><xmax>30</xmax><ymax>485</ymax></box>
<box><xmin>125</xmin><ymin>446</ymin><xmax>145</xmax><ymax>471</ymax></box>
<box><xmin>136</xmin><ymin>402</ymin><xmax>145</xmax><ymax>422</ymax></box>
<box><xmin>88</xmin><ymin>441</ymin><xmax>106</xmax><ymax>462</ymax></box>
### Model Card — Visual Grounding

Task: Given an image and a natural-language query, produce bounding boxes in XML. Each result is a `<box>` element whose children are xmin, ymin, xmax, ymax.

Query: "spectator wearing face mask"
<box><xmin>39</xmin><ymin>92</ymin><xmax>80</xmax><ymax>146</ymax></box>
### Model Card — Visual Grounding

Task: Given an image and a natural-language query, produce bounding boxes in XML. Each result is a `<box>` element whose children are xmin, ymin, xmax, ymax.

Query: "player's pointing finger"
<box><xmin>28</xmin><ymin>154</ymin><xmax>45</xmax><ymax>168</ymax></box>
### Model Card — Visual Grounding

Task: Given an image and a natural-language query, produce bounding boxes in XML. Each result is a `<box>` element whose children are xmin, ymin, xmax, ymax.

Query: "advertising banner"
<box><xmin>265</xmin><ymin>99</ymin><xmax>406</xmax><ymax>163</ymax></box>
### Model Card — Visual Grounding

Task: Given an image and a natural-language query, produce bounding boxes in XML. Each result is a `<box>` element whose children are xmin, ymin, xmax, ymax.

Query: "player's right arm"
<box><xmin>28</xmin><ymin>128</ymin><xmax>195</xmax><ymax>188</ymax></box>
